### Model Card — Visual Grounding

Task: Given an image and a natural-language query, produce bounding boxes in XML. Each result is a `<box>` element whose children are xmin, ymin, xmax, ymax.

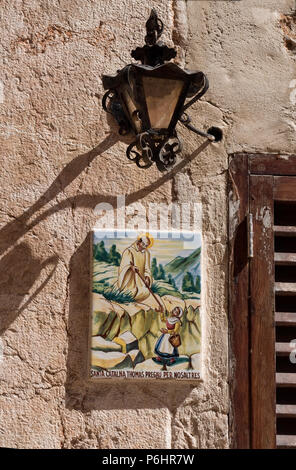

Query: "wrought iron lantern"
<box><xmin>102</xmin><ymin>9</ymin><xmax>222</xmax><ymax>171</ymax></box>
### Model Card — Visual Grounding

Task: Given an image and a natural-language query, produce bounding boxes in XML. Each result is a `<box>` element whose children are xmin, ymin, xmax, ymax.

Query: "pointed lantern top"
<box><xmin>131</xmin><ymin>10</ymin><xmax>176</xmax><ymax>66</ymax></box>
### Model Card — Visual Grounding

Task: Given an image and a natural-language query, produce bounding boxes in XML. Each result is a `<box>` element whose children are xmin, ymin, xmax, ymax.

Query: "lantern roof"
<box><xmin>102</xmin><ymin>62</ymin><xmax>205</xmax><ymax>92</ymax></box>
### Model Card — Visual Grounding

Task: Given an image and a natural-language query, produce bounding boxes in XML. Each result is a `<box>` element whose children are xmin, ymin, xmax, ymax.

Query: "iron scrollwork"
<box><xmin>102</xmin><ymin>89</ymin><xmax>131</xmax><ymax>136</ymax></box>
<box><xmin>126</xmin><ymin>132</ymin><xmax>182</xmax><ymax>171</ymax></box>
<box><xmin>158</xmin><ymin>134</ymin><xmax>182</xmax><ymax>168</ymax></box>
<box><xmin>126</xmin><ymin>133</ymin><xmax>154</xmax><ymax>169</ymax></box>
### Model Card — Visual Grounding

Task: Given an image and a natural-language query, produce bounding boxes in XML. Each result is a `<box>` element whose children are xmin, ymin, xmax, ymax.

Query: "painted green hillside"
<box><xmin>93</xmin><ymin>241</ymin><xmax>201</xmax><ymax>302</ymax></box>
<box><xmin>164</xmin><ymin>247</ymin><xmax>201</xmax><ymax>291</ymax></box>
<box><xmin>165</xmin><ymin>247</ymin><xmax>201</xmax><ymax>273</ymax></box>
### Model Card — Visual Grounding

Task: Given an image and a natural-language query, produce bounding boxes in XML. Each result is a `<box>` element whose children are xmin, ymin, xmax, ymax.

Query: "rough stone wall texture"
<box><xmin>0</xmin><ymin>0</ymin><xmax>295</xmax><ymax>449</ymax></box>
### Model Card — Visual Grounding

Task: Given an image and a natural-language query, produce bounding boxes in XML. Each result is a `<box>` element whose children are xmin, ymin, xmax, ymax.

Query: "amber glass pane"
<box><xmin>121</xmin><ymin>84</ymin><xmax>142</xmax><ymax>133</ymax></box>
<box><xmin>143</xmin><ymin>76</ymin><xmax>184</xmax><ymax>129</ymax></box>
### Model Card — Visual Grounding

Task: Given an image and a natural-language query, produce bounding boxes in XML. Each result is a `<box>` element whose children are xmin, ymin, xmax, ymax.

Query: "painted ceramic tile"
<box><xmin>90</xmin><ymin>230</ymin><xmax>202</xmax><ymax>380</ymax></box>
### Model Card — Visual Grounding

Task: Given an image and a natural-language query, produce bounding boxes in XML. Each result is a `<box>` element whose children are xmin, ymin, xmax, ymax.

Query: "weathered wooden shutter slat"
<box><xmin>274</xmin><ymin>226</ymin><xmax>296</xmax><ymax>236</ymax></box>
<box><xmin>228</xmin><ymin>155</ymin><xmax>250</xmax><ymax>449</ymax></box>
<box><xmin>274</xmin><ymin>177</ymin><xmax>296</xmax><ymax>201</ymax></box>
<box><xmin>249</xmin><ymin>175</ymin><xmax>276</xmax><ymax>449</ymax></box>
<box><xmin>275</xmin><ymin>282</ymin><xmax>296</xmax><ymax>294</ymax></box>
<box><xmin>249</xmin><ymin>154</ymin><xmax>296</xmax><ymax>175</ymax></box>
<box><xmin>276</xmin><ymin>373</ymin><xmax>296</xmax><ymax>386</ymax></box>
<box><xmin>276</xmin><ymin>404</ymin><xmax>296</xmax><ymax>417</ymax></box>
<box><xmin>276</xmin><ymin>342</ymin><xmax>295</xmax><ymax>355</ymax></box>
<box><xmin>275</xmin><ymin>253</ymin><xmax>296</xmax><ymax>265</ymax></box>
<box><xmin>275</xmin><ymin>312</ymin><xmax>296</xmax><ymax>326</ymax></box>
<box><xmin>276</xmin><ymin>435</ymin><xmax>296</xmax><ymax>448</ymax></box>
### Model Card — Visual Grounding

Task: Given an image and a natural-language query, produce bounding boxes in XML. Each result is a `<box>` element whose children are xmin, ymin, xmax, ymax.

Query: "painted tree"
<box><xmin>109</xmin><ymin>244</ymin><xmax>121</xmax><ymax>266</ymax></box>
<box><xmin>94</xmin><ymin>241</ymin><xmax>109</xmax><ymax>262</ymax></box>
<box><xmin>182</xmin><ymin>271</ymin><xmax>195</xmax><ymax>292</ymax></box>
<box><xmin>158</xmin><ymin>264</ymin><xmax>166</xmax><ymax>280</ymax></box>
<box><xmin>195</xmin><ymin>274</ymin><xmax>201</xmax><ymax>294</ymax></box>
<box><xmin>151</xmin><ymin>257</ymin><xmax>159</xmax><ymax>279</ymax></box>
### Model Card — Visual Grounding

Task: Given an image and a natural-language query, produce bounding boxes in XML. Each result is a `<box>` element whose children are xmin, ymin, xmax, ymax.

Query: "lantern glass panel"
<box><xmin>121</xmin><ymin>83</ymin><xmax>142</xmax><ymax>134</ymax></box>
<box><xmin>142</xmin><ymin>76</ymin><xmax>184</xmax><ymax>129</ymax></box>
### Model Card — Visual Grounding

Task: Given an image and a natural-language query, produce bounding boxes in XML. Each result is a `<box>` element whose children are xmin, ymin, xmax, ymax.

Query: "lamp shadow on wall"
<box><xmin>0</xmin><ymin>242</ymin><xmax>59</xmax><ymax>334</ymax></box>
<box><xmin>0</xmin><ymin>126</ymin><xmax>210</xmax><ymax>410</ymax></box>
<box><xmin>0</xmin><ymin>133</ymin><xmax>119</xmax><ymax>257</ymax></box>
<box><xmin>0</xmin><ymin>133</ymin><xmax>119</xmax><ymax>334</ymax></box>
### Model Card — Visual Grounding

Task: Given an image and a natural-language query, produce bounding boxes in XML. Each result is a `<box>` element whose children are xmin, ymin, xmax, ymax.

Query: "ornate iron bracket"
<box><xmin>126</xmin><ymin>131</ymin><xmax>182</xmax><ymax>171</ymax></box>
<box><xmin>101</xmin><ymin>9</ymin><xmax>223</xmax><ymax>171</ymax></box>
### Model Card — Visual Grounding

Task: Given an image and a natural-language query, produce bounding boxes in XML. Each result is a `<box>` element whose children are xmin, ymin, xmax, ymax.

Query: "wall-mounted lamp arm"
<box><xmin>179</xmin><ymin>113</ymin><xmax>223</xmax><ymax>143</ymax></box>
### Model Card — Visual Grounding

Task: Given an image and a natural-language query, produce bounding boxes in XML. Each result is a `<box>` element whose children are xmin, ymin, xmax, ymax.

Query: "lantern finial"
<box><xmin>131</xmin><ymin>10</ymin><xmax>176</xmax><ymax>66</ymax></box>
<box><xmin>145</xmin><ymin>9</ymin><xmax>163</xmax><ymax>45</ymax></box>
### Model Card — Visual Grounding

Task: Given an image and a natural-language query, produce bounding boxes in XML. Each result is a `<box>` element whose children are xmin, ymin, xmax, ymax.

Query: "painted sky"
<box><xmin>93</xmin><ymin>230</ymin><xmax>201</xmax><ymax>266</ymax></box>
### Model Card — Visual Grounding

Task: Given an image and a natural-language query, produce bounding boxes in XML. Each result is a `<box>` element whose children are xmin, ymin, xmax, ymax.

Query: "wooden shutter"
<box><xmin>273</xmin><ymin>177</ymin><xmax>296</xmax><ymax>449</ymax></box>
<box><xmin>230</xmin><ymin>154</ymin><xmax>296</xmax><ymax>449</ymax></box>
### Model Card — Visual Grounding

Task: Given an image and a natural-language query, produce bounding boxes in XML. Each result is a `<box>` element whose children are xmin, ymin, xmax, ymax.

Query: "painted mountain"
<box><xmin>164</xmin><ymin>247</ymin><xmax>201</xmax><ymax>291</ymax></box>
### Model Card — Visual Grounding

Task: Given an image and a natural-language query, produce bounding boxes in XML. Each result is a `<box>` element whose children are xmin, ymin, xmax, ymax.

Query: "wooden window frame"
<box><xmin>229</xmin><ymin>153</ymin><xmax>296</xmax><ymax>449</ymax></box>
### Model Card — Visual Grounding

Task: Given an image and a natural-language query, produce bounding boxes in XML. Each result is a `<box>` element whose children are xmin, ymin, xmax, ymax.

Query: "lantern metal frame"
<box><xmin>102</xmin><ymin>9</ymin><xmax>222</xmax><ymax>171</ymax></box>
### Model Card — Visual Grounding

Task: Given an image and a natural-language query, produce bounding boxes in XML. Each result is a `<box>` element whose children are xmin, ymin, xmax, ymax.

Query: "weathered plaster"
<box><xmin>0</xmin><ymin>0</ymin><xmax>294</xmax><ymax>449</ymax></box>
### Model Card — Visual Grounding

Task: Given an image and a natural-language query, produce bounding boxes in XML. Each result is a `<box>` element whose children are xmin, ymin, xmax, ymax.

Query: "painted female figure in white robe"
<box><xmin>153</xmin><ymin>306</ymin><xmax>183</xmax><ymax>365</ymax></box>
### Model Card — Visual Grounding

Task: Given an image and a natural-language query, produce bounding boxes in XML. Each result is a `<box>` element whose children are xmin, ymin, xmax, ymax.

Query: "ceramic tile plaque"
<box><xmin>90</xmin><ymin>230</ymin><xmax>202</xmax><ymax>380</ymax></box>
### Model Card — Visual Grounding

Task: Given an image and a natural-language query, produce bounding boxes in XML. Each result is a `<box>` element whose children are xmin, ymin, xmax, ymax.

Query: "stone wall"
<box><xmin>0</xmin><ymin>0</ymin><xmax>295</xmax><ymax>448</ymax></box>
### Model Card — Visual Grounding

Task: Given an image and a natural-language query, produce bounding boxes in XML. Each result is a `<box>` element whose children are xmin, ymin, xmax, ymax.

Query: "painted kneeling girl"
<box><xmin>153</xmin><ymin>306</ymin><xmax>183</xmax><ymax>365</ymax></box>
